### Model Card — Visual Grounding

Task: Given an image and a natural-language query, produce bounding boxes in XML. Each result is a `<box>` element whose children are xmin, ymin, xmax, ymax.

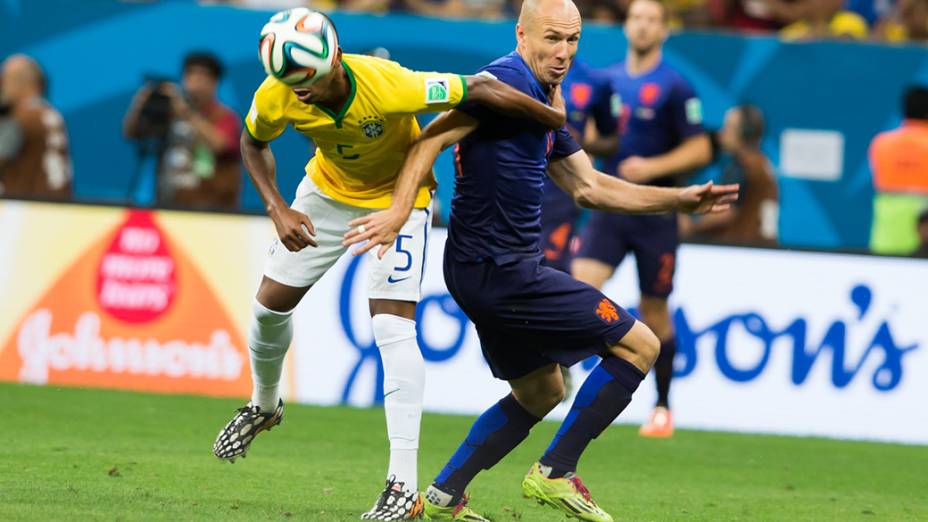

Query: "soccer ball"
<box><xmin>258</xmin><ymin>8</ymin><xmax>339</xmax><ymax>88</ymax></box>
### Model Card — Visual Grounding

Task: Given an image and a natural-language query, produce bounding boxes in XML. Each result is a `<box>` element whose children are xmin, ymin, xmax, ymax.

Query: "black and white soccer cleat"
<box><xmin>361</xmin><ymin>476</ymin><xmax>424</xmax><ymax>520</ymax></box>
<box><xmin>212</xmin><ymin>399</ymin><xmax>283</xmax><ymax>462</ymax></box>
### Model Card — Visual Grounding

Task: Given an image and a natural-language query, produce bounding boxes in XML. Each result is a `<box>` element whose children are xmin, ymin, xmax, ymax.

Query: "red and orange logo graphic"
<box><xmin>570</xmin><ymin>82</ymin><xmax>592</xmax><ymax>109</ymax></box>
<box><xmin>595</xmin><ymin>298</ymin><xmax>620</xmax><ymax>324</ymax></box>
<box><xmin>640</xmin><ymin>83</ymin><xmax>661</xmax><ymax>106</ymax></box>
<box><xmin>0</xmin><ymin>210</ymin><xmax>251</xmax><ymax>398</ymax></box>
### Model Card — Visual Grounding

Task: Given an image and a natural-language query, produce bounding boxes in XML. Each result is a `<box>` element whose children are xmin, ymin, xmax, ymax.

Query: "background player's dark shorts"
<box><xmin>576</xmin><ymin>211</ymin><xmax>679</xmax><ymax>298</ymax></box>
<box><xmin>540</xmin><ymin>188</ymin><xmax>581</xmax><ymax>274</ymax></box>
<box><xmin>443</xmin><ymin>249</ymin><xmax>636</xmax><ymax>381</ymax></box>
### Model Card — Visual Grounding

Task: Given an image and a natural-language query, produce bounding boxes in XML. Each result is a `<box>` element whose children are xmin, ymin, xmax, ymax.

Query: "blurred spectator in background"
<box><xmin>0</xmin><ymin>54</ymin><xmax>72</xmax><ymax>200</ymax></box>
<box><xmin>708</xmin><ymin>0</ymin><xmax>805</xmax><ymax>32</ymax></box>
<box><xmin>876</xmin><ymin>0</ymin><xmax>928</xmax><ymax>43</ymax></box>
<box><xmin>914</xmin><ymin>209</ymin><xmax>928</xmax><ymax>257</ymax></box>
<box><xmin>213</xmin><ymin>0</ymin><xmax>333</xmax><ymax>8</ymax></box>
<box><xmin>869</xmin><ymin>85</ymin><xmax>928</xmax><ymax>254</ymax></box>
<box><xmin>341</xmin><ymin>0</ymin><xmax>510</xmax><ymax>18</ymax></box>
<box><xmin>579</xmin><ymin>0</ymin><xmax>628</xmax><ymax>23</ymax></box>
<box><xmin>669</xmin><ymin>0</ymin><xmax>716</xmax><ymax>27</ymax></box>
<box><xmin>124</xmin><ymin>52</ymin><xmax>241</xmax><ymax>211</ymax></box>
<box><xmin>780</xmin><ymin>0</ymin><xmax>869</xmax><ymax>40</ymax></box>
<box><xmin>406</xmin><ymin>0</ymin><xmax>508</xmax><ymax>19</ymax></box>
<box><xmin>680</xmin><ymin>104</ymin><xmax>778</xmax><ymax>245</ymax></box>
<box><xmin>846</xmin><ymin>0</ymin><xmax>892</xmax><ymax>26</ymax></box>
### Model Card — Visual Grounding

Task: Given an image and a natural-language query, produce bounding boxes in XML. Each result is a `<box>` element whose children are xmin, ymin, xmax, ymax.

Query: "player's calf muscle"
<box><xmin>369</xmin><ymin>298</ymin><xmax>417</xmax><ymax>320</ymax></box>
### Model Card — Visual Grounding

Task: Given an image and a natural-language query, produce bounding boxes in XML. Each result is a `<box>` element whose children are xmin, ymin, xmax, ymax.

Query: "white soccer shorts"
<box><xmin>264</xmin><ymin>176</ymin><xmax>431</xmax><ymax>303</ymax></box>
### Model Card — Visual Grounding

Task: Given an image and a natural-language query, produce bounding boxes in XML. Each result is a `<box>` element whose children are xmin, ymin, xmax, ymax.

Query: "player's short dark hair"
<box><xmin>903</xmin><ymin>85</ymin><xmax>928</xmax><ymax>120</ymax></box>
<box><xmin>182</xmin><ymin>51</ymin><xmax>224</xmax><ymax>80</ymax></box>
<box><xmin>737</xmin><ymin>104</ymin><xmax>765</xmax><ymax>145</ymax></box>
<box><xmin>630</xmin><ymin>0</ymin><xmax>671</xmax><ymax>23</ymax></box>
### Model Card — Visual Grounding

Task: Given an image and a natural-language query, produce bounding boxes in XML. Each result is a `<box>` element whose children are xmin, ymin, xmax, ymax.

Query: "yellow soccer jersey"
<box><xmin>245</xmin><ymin>54</ymin><xmax>467</xmax><ymax>209</ymax></box>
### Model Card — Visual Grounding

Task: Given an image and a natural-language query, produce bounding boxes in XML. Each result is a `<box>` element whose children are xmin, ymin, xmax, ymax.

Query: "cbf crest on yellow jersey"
<box><xmin>246</xmin><ymin>53</ymin><xmax>467</xmax><ymax>209</ymax></box>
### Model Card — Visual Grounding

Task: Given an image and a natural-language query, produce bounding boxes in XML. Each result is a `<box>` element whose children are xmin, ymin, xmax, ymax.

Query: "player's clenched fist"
<box><xmin>269</xmin><ymin>206</ymin><xmax>317</xmax><ymax>251</ymax></box>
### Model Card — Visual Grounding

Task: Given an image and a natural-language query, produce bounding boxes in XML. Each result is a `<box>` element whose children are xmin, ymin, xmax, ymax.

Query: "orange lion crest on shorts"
<box><xmin>595</xmin><ymin>298</ymin><xmax>620</xmax><ymax>324</ymax></box>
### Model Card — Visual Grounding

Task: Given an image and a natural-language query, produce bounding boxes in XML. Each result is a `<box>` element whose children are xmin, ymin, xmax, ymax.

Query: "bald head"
<box><xmin>518</xmin><ymin>0</ymin><xmax>581</xmax><ymax>27</ymax></box>
<box><xmin>516</xmin><ymin>0</ymin><xmax>581</xmax><ymax>86</ymax></box>
<box><xmin>2</xmin><ymin>54</ymin><xmax>45</xmax><ymax>105</ymax></box>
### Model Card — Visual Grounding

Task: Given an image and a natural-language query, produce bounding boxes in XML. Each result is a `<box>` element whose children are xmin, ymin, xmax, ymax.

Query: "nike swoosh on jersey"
<box><xmin>387</xmin><ymin>275</ymin><xmax>411</xmax><ymax>284</ymax></box>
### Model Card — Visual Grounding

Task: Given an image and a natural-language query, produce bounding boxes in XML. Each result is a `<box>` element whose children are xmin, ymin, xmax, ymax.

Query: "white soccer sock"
<box><xmin>248</xmin><ymin>299</ymin><xmax>293</xmax><ymax>412</ymax></box>
<box><xmin>373</xmin><ymin>314</ymin><xmax>425</xmax><ymax>492</ymax></box>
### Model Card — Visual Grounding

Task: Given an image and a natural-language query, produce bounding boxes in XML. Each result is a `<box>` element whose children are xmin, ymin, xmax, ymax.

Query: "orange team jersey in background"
<box><xmin>869</xmin><ymin>120</ymin><xmax>928</xmax><ymax>193</ymax></box>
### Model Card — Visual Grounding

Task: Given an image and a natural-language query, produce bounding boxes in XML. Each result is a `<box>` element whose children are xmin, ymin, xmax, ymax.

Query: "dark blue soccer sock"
<box><xmin>433</xmin><ymin>394</ymin><xmax>540</xmax><ymax>501</ymax></box>
<box><xmin>655</xmin><ymin>337</ymin><xmax>677</xmax><ymax>408</ymax></box>
<box><xmin>539</xmin><ymin>356</ymin><xmax>644</xmax><ymax>478</ymax></box>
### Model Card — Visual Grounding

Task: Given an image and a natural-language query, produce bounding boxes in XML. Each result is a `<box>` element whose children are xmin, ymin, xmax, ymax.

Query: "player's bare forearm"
<box><xmin>342</xmin><ymin>110</ymin><xmax>478</xmax><ymax>256</ymax></box>
<box><xmin>392</xmin><ymin>110</ymin><xmax>479</xmax><ymax>214</ymax></box>
<box><xmin>550</xmin><ymin>151</ymin><xmax>676</xmax><ymax>213</ymax></box>
<box><xmin>389</xmin><ymin>138</ymin><xmax>441</xmax><ymax>222</ymax></box>
<box><xmin>550</xmin><ymin>150</ymin><xmax>739</xmax><ymax>214</ymax></box>
<box><xmin>464</xmin><ymin>76</ymin><xmax>565</xmax><ymax>129</ymax></box>
<box><xmin>586</xmin><ymin>174</ymin><xmax>682</xmax><ymax>213</ymax></box>
<box><xmin>242</xmin><ymin>131</ymin><xmax>317</xmax><ymax>250</ymax></box>
<box><xmin>584</xmin><ymin>133</ymin><xmax>620</xmax><ymax>157</ymax></box>
<box><xmin>632</xmin><ymin>134</ymin><xmax>712</xmax><ymax>183</ymax></box>
<box><xmin>240</xmin><ymin>131</ymin><xmax>287</xmax><ymax>214</ymax></box>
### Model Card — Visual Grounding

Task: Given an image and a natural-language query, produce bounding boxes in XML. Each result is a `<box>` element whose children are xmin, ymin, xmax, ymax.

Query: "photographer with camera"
<box><xmin>123</xmin><ymin>51</ymin><xmax>241</xmax><ymax>211</ymax></box>
<box><xmin>0</xmin><ymin>54</ymin><xmax>72</xmax><ymax>200</ymax></box>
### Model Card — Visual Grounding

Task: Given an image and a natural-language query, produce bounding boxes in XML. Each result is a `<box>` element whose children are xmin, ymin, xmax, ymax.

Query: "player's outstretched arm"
<box><xmin>342</xmin><ymin>110</ymin><xmax>480</xmax><ymax>257</ymax></box>
<box><xmin>241</xmin><ymin>130</ymin><xmax>317</xmax><ymax>251</ymax></box>
<box><xmin>619</xmin><ymin>133</ymin><xmax>712</xmax><ymax>184</ymax></box>
<box><xmin>549</xmin><ymin>149</ymin><xmax>739</xmax><ymax>214</ymax></box>
<box><xmin>463</xmin><ymin>75</ymin><xmax>566</xmax><ymax>129</ymax></box>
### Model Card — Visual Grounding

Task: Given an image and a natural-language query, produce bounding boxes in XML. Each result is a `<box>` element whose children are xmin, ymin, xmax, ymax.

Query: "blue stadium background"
<box><xmin>3</xmin><ymin>0</ymin><xmax>928</xmax><ymax>249</ymax></box>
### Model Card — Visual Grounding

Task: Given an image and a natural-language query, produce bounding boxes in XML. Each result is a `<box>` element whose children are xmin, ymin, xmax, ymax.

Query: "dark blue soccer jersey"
<box><xmin>563</xmin><ymin>60</ymin><xmax>618</xmax><ymax>142</ymax></box>
<box><xmin>603</xmin><ymin>60</ymin><xmax>704</xmax><ymax>187</ymax></box>
<box><xmin>541</xmin><ymin>60</ymin><xmax>618</xmax><ymax>195</ymax></box>
<box><xmin>448</xmin><ymin>52</ymin><xmax>582</xmax><ymax>265</ymax></box>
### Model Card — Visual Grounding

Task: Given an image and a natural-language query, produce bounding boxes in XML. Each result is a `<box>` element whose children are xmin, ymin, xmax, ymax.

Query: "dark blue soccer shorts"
<box><xmin>443</xmin><ymin>249</ymin><xmax>637</xmax><ymax>381</ymax></box>
<box><xmin>576</xmin><ymin>211</ymin><xmax>679</xmax><ymax>299</ymax></box>
<box><xmin>539</xmin><ymin>189</ymin><xmax>581</xmax><ymax>274</ymax></box>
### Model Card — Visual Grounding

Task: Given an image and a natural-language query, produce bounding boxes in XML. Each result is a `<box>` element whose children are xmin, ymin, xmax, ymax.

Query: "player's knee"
<box><xmin>373</xmin><ymin>314</ymin><xmax>424</xmax><ymax>389</ymax></box>
<box><xmin>637</xmin><ymin>324</ymin><xmax>661</xmax><ymax>367</ymax></box>
<box><xmin>372</xmin><ymin>314</ymin><xmax>418</xmax><ymax>348</ymax></box>
<box><xmin>249</xmin><ymin>299</ymin><xmax>293</xmax><ymax>355</ymax></box>
<box><xmin>549</xmin><ymin>384</ymin><xmax>566</xmax><ymax>407</ymax></box>
<box><xmin>514</xmin><ymin>382</ymin><xmax>564</xmax><ymax>416</ymax></box>
<box><xmin>571</xmin><ymin>259</ymin><xmax>612</xmax><ymax>289</ymax></box>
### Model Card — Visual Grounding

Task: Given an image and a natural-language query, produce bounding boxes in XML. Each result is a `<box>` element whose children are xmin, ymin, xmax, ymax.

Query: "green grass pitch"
<box><xmin>1</xmin><ymin>383</ymin><xmax>925</xmax><ymax>521</ymax></box>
